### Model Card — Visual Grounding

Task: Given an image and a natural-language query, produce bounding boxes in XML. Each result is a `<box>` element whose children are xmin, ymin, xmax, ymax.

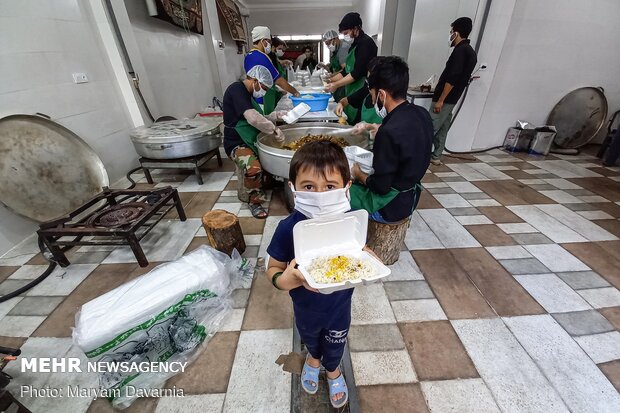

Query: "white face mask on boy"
<box><xmin>289</xmin><ymin>183</ymin><xmax>351</xmax><ymax>219</ymax></box>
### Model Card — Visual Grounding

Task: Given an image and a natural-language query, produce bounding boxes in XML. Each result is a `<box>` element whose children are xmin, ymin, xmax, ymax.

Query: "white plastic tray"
<box><xmin>344</xmin><ymin>146</ymin><xmax>374</xmax><ymax>174</ymax></box>
<box><xmin>293</xmin><ymin>210</ymin><xmax>391</xmax><ymax>294</ymax></box>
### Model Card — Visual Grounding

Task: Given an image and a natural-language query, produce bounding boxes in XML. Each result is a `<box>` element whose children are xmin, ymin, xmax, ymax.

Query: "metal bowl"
<box><xmin>256</xmin><ymin>123</ymin><xmax>369</xmax><ymax>178</ymax></box>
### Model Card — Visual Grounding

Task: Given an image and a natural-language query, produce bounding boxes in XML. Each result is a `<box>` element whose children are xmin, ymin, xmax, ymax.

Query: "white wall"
<box><xmin>122</xmin><ymin>0</ymin><xmax>219</xmax><ymax>118</ymax></box>
<box><xmin>392</xmin><ymin>0</ymin><xmax>416</xmax><ymax>60</ymax></box>
<box><xmin>0</xmin><ymin>0</ymin><xmax>139</xmax><ymax>255</ymax></box>
<box><xmin>206</xmin><ymin>0</ymin><xmax>245</xmax><ymax>92</ymax></box>
<box><xmin>355</xmin><ymin>0</ymin><xmax>384</xmax><ymax>37</ymax></box>
<box><xmin>248</xmin><ymin>7</ymin><xmax>351</xmax><ymax>35</ymax></box>
<box><xmin>468</xmin><ymin>0</ymin><xmax>620</xmax><ymax>150</ymax></box>
<box><xmin>407</xmin><ymin>0</ymin><xmax>480</xmax><ymax>85</ymax></box>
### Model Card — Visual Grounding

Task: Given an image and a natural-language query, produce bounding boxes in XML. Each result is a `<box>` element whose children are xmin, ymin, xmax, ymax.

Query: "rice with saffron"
<box><xmin>307</xmin><ymin>255</ymin><xmax>374</xmax><ymax>284</ymax></box>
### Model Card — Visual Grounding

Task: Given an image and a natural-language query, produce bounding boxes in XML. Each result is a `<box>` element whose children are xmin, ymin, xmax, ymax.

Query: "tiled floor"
<box><xmin>2</xmin><ymin>149</ymin><xmax>620</xmax><ymax>412</ymax></box>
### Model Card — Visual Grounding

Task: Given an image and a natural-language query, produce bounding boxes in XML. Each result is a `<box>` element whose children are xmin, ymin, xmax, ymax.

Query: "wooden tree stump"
<box><xmin>366</xmin><ymin>216</ymin><xmax>411</xmax><ymax>265</ymax></box>
<box><xmin>235</xmin><ymin>165</ymin><xmax>250</xmax><ymax>203</ymax></box>
<box><xmin>202</xmin><ymin>210</ymin><xmax>246</xmax><ymax>256</ymax></box>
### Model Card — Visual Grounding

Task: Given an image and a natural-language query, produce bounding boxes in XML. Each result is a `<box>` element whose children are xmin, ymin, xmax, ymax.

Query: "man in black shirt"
<box><xmin>430</xmin><ymin>17</ymin><xmax>477</xmax><ymax>165</ymax></box>
<box><xmin>324</xmin><ymin>12</ymin><xmax>377</xmax><ymax>124</ymax></box>
<box><xmin>349</xmin><ymin>56</ymin><xmax>433</xmax><ymax>224</ymax></box>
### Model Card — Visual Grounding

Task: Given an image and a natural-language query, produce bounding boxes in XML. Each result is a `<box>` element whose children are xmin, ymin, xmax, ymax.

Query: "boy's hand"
<box><xmin>286</xmin><ymin>259</ymin><xmax>319</xmax><ymax>292</ymax></box>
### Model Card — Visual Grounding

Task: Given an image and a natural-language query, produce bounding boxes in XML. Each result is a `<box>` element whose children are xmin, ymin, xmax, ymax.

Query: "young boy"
<box><xmin>266</xmin><ymin>141</ymin><xmax>354</xmax><ymax>408</ymax></box>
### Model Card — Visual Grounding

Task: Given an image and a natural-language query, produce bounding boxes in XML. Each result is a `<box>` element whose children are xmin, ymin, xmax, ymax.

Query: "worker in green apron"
<box><xmin>223</xmin><ymin>65</ymin><xmax>287</xmax><ymax>219</ymax></box>
<box><xmin>320</xmin><ymin>30</ymin><xmax>350</xmax><ymax>103</ymax></box>
<box><xmin>244</xmin><ymin>26</ymin><xmax>300</xmax><ymax>116</ymax></box>
<box><xmin>347</xmin><ymin>56</ymin><xmax>433</xmax><ymax>224</ymax></box>
<box><xmin>324</xmin><ymin>13</ymin><xmax>377</xmax><ymax>125</ymax></box>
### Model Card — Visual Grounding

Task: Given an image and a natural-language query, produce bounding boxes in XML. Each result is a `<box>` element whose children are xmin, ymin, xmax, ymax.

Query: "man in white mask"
<box><xmin>265</xmin><ymin>140</ymin><xmax>357</xmax><ymax>408</ymax></box>
<box><xmin>348</xmin><ymin>56</ymin><xmax>433</xmax><ymax>224</ymax></box>
<box><xmin>223</xmin><ymin>65</ymin><xmax>287</xmax><ymax>219</ymax></box>
<box><xmin>245</xmin><ymin>26</ymin><xmax>300</xmax><ymax>115</ymax></box>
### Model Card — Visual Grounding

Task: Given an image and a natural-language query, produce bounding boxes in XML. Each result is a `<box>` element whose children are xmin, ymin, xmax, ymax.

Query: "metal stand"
<box><xmin>139</xmin><ymin>148</ymin><xmax>222</xmax><ymax>185</ymax></box>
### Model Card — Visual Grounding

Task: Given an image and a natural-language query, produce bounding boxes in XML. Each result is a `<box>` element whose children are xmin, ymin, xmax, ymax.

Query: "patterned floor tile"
<box><xmin>384</xmin><ymin>252</ymin><xmax>425</xmax><ymax>281</ymax></box>
<box><xmin>485</xmin><ymin>245</ymin><xmax>532</xmax><ymax>260</ymax></box>
<box><xmin>514</xmin><ymin>274</ymin><xmax>591</xmax><ymax>313</ymax></box>
<box><xmin>102</xmin><ymin>219</ymin><xmax>201</xmax><ymax>264</ymax></box>
<box><xmin>477</xmin><ymin>206</ymin><xmax>523</xmax><ymax>223</ymax></box>
<box><xmin>0</xmin><ymin>296</ymin><xmax>22</xmax><ymax>319</ymax></box>
<box><xmin>242</xmin><ymin>271</ymin><xmax>293</xmax><ymax>330</ymax></box>
<box><xmin>508</xmin><ymin>205</ymin><xmax>587</xmax><ymax>243</ymax></box>
<box><xmin>414</xmin><ymin>250</ymin><xmax>494</xmax><ymax>319</ymax></box>
<box><xmin>220</xmin><ymin>308</ymin><xmax>245</xmax><ymax>331</ymax></box>
<box><xmin>384</xmin><ymin>281</ymin><xmax>434</xmax><ymax>301</ymax></box>
<box><xmin>466</xmin><ymin>224</ymin><xmax>516</xmax><ymax>246</ymax></box>
<box><xmin>183</xmin><ymin>192</ymin><xmax>220</xmax><ymax>218</ymax></box>
<box><xmin>577</xmin><ymin>287</ymin><xmax>620</xmax><ymax>309</ymax></box>
<box><xmin>452</xmin><ymin>318</ymin><xmax>569</xmax><ymax>413</ymax></box>
<box><xmin>451</xmin><ymin>249</ymin><xmax>545</xmax><ymax>316</ymax></box>
<box><xmin>574</xmin><ymin>331</ymin><xmax>620</xmax><ymax>364</ymax></box>
<box><xmin>510</xmin><ymin>232</ymin><xmax>555</xmax><ymax>245</ymax></box>
<box><xmin>553</xmin><ymin>307</ymin><xmax>615</xmax><ymax>336</ymax></box>
<box><xmin>421</xmin><ymin>379</ymin><xmax>500</xmax><ymax>413</ymax></box>
<box><xmin>557</xmin><ymin>271</ymin><xmax>611</xmax><ymax>290</ymax></box>
<box><xmin>535</xmin><ymin>204</ymin><xmax>617</xmax><ymax>241</ymax></box>
<box><xmin>358</xmin><ymin>384</ymin><xmax>429</xmax><ymax>413</ymax></box>
<box><xmin>455</xmin><ymin>215</ymin><xmax>493</xmax><ymax>225</ymax></box>
<box><xmin>405</xmin><ymin>212</ymin><xmax>444</xmax><ymax>250</ymax></box>
<box><xmin>433</xmin><ymin>194</ymin><xmax>471</xmax><ymax>208</ymax></box>
<box><xmin>562</xmin><ymin>241</ymin><xmax>620</xmax><ymax>289</ymax></box>
<box><xmin>598</xmin><ymin>360</ymin><xmax>620</xmax><ymax>392</ymax></box>
<box><xmin>351</xmin><ymin>350</ymin><xmax>417</xmax><ymax>385</ymax></box>
<box><xmin>392</xmin><ymin>299</ymin><xmax>448</xmax><ymax>323</ymax></box>
<box><xmin>400</xmin><ymin>321</ymin><xmax>478</xmax><ymax>381</ymax></box>
<box><xmin>523</xmin><ymin>244</ymin><xmax>590</xmax><ymax>272</ymax></box>
<box><xmin>446</xmin><ymin>181</ymin><xmax>483</xmax><ymax>193</ymax></box>
<box><xmin>348</xmin><ymin>324</ymin><xmax>405</xmax><ymax>352</ymax></box>
<box><xmin>539</xmin><ymin>190</ymin><xmax>584</xmax><ymax>204</ymax></box>
<box><xmin>165</xmin><ymin>332</ymin><xmax>239</xmax><ymax>394</ymax></box>
<box><xmin>25</xmin><ymin>264</ymin><xmax>97</xmax><ymax>296</ymax></box>
<box><xmin>446</xmin><ymin>206</ymin><xmax>482</xmax><ymax>216</ymax></box>
<box><xmin>223</xmin><ymin>329</ymin><xmax>291</xmax><ymax>413</ymax></box>
<box><xmin>7</xmin><ymin>265</ymin><xmax>51</xmax><ymax>280</ymax></box>
<box><xmin>1</xmin><ymin>315</ymin><xmax>46</xmax><ymax>337</ymax></box>
<box><xmin>504</xmin><ymin>315</ymin><xmax>620</xmax><ymax>411</ymax></box>
<box><xmin>351</xmin><ymin>284</ymin><xmax>396</xmax><ymax>325</ymax></box>
<box><xmin>177</xmin><ymin>172</ymin><xmax>234</xmax><ymax>192</ymax></box>
<box><xmin>155</xmin><ymin>394</ymin><xmax>225</xmax><ymax>413</ymax></box>
<box><xmin>8</xmin><ymin>296</ymin><xmax>64</xmax><ymax>316</ymax></box>
<box><xmin>497</xmin><ymin>222</ymin><xmax>538</xmax><ymax>233</ymax></box>
<box><xmin>499</xmin><ymin>258</ymin><xmax>550</xmax><ymax>275</ymax></box>
<box><xmin>418</xmin><ymin>209</ymin><xmax>481</xmax><ymax>248</ymax></box>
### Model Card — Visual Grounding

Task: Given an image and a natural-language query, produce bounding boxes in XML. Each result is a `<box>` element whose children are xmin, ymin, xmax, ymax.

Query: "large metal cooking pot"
<box><xmin>0</xmin><ymin>114</ymin><xmax>109</xmax><ymax>222</ymax></box>
<box><xmin>130</xmin><ymin>118</ymin><xmax>222</xmax><ymax>159</ymax></box>
<box><xmin>256</xmin><ymin>123</ymin><xmax>369</xmax><ymax>178</ymax></box>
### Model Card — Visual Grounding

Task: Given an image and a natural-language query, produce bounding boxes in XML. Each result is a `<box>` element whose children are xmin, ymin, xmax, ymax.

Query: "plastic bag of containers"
<box><xmin>72</xmin><ymin>246</ymin><xmax>253</xmax><ymax>409</ymax></box>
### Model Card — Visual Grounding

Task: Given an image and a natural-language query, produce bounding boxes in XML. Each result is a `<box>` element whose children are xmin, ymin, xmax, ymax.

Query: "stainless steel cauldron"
<box><xmin>130</xmin><ymin>118</ymin><xmax>222</xmax><ymax>159</ymax></box>
<box><xmin>256</xmin><ymin>123</ymin><xmax>369</xmax><ymax>178</ymax></box>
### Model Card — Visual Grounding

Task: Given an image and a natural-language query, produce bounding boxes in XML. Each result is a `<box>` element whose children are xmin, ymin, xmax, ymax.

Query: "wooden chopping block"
<box><xmin>202</xmin><ymin>210</ymin><xmax>246</xmax><ymax>256</ymax></box>
<box><xmin>366</xmin><ymin>216</ymin><xmax>411</xmax><ymax>265</ymax></box>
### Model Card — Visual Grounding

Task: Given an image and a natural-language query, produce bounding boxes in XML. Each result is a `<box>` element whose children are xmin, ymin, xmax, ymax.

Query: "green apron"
<box><xmin>262</xmin><ymin>86</ymin><xmax>281</xmax><ymax>116</ymax></box>
<box><xmin>343</xmin><ymin>46</ymin><xmax>366</xmax><ymax>125</ymax></box>
<box><xmin>360</xmin><ymin>95</ymin><xmax>383</xmax><ymax>125</ymax></box>
<box><xmin>330</xmin><ymin>52</ymin><xmax>346</xmax><ymax>103</ymax></box>
<box><xmin>234</xmin><ymin>100</ymin><xmax>263</xmax><ymax>154</ymax></box>
<box><xmin>350</xmin><ymin>182</ymin><xmax>423</xmax><ymax>214</ymax></box>
<box><xmin>276</xmin><ymin>60</ymin><xmax>287</xmax><ymax>80</ymax></box>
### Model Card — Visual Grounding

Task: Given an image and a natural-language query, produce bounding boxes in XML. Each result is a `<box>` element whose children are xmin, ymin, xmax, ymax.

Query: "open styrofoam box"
<box><xmin>293</xmin><ymin>210</ymin><xmax>391</xmax><ymax>294</ymax></box>
<box><xmin>343</xmin><ymin>146</ymin><xmax>374</xmax><ymax>174</ymax></box>
<box><xmin>283</xmin><ymin>102</ymin><xmax>311</xmax><ymax>124</ymax></box>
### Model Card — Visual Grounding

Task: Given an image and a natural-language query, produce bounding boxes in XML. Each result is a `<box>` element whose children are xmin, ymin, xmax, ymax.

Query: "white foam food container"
<box><xmin>293</xmin><ymin>210</ymin><xmax>391</xmax><ymax>294</ymax></box>
<box><xmin>344</xmin><ymin>145</ymin><xmax>374</xmax><ymax>174</ymax></box>
<box><xmin>283</xmin><ymin>102</ymin><xmax>311</xmax><ymax>124</ymax></box>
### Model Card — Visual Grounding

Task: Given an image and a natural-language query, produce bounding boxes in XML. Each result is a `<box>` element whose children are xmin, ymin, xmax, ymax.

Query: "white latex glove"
<box><xmin>274</xmin><ymin>128</ymin><xmax>285</xmax><ymax>143</ymax></box>
<box><xmin>334</xmin><ymin>102</ymin><xmax>345</xmax><ymax>117</ymax></box>
<box><xmin>275</xmin><ymin>110</ymin><xmax>288</xmax><ymax>120</ymax></box>
<box><xmin>243</xmin><ymin>109</ymin><xmax>277</xmax><ymax>135</ymax></box>
<box><xmin>351</xmin><ymin>121</ymin><xmax>368</xmax><ymax>135</ymax></box>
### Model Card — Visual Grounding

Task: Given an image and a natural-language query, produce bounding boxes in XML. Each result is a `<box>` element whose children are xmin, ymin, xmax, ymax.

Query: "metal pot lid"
<box><xmin>546</xmin><ymin>87</ymin><xmax>608</xmax><ymax>149</ymax></box>
<box><xmin>130</xmin><ymin>118</ymin><xmax>222</xmax><ymax>144</ymax></box>
<box><xmin>0</xmin><ymin>114</ymin><xmax>109</xmax><ymax>222</ymax></box>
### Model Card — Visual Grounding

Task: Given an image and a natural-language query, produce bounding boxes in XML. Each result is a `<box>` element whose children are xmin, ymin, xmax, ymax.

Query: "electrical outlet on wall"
<box><xmin>72</xmin><ymin>73</ymin><xmax>88</xmax><ymax>84</ymax></box>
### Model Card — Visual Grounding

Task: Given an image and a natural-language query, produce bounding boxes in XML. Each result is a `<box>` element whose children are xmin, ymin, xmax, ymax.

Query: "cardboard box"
<box><xmin>503</xmin><ymin>127</ymin><xmax>536</xmax><ymax>152</ymax></box>
<box><xmin>529</xmin><ymin>127</ymin><xmax>556</xmax><ymax>156</ymax></box>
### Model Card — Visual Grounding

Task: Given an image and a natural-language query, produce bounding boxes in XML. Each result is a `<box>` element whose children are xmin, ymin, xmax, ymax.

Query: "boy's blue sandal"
<box><xmin>301</xmin><ymin>355</ymin><xmax>320</xmax><ymax>395</ymax></box>
<box><xmin>327</xmin><ymin>372</ymin><xmax>348</xmax><ymax>408</ymax></box>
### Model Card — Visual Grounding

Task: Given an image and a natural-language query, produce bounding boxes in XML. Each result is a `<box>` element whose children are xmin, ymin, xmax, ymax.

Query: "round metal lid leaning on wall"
<box><xmin>547</xmin><ymin>86</ymin><xmax>608</xmax><ymax>149</ymax></box>
<box><xmin>0</xmin><ymin>114</ymin><xmax>109</xmax><ymax>222</ymax></box>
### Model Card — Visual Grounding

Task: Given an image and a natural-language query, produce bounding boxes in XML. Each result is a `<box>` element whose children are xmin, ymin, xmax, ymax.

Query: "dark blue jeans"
<box><xmin>294</xmin><ymin>299</ymin><xmax>352</xmax><ymax>372</ymax></box>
